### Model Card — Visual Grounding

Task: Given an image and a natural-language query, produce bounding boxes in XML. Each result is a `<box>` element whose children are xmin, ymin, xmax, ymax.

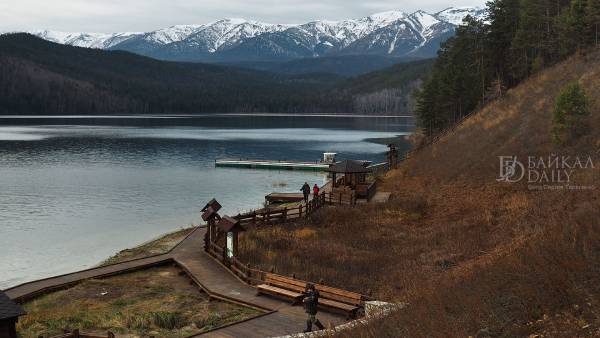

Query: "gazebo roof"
<box><xmin>0</xmin><ymin>291</ymin><xmax>25</xmax><ymax>320</ymax></box>
<box><xmin>201</xmin><ymin>198</ymin><xmax>222</xmax><ymax>213</ymax></box>
<box><xmin>327</xmin><ymin>160</ymin><xmax>371</xmax><ymax>174</ymax></box>
<box><xmin>217</xmin><ymin>215</ymin><xmax>245</xmax><ymax>233</ymax></box>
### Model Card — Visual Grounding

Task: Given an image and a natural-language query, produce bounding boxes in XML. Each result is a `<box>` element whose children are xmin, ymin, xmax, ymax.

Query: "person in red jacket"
<box><xmin>313</xmin><ymin>184</ymin><xmax>320</xmax><ymax>198</ymax></box>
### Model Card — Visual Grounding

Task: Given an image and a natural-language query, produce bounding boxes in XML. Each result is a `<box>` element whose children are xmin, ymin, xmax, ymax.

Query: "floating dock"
<box><xmin>265</xmin><ymin>192</ymin><xmax>305</xmax><ymax>205</ymax></box>
<box><xmin>215</xmin><ymin>159</ymin><xmax>331</xmax><ymax>171</ymax></box>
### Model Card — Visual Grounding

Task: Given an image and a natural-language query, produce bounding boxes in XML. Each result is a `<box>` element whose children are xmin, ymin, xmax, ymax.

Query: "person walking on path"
<box><xmin>303</xmin><ymin>283</ymin><xmax>325</xmax><ymax>332</ymax></box>
<box><xmin>313</xmin><ymin>184</ymin><xmax>320</xmax><ymax>198</ymax></box>
<box><xmin>301</xmin><ymin>182</ymin><xmax>310</xmax><ymax>204</ymax></box>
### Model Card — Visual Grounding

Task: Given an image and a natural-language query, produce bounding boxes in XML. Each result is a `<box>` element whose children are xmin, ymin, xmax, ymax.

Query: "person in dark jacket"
<box><xmin>301</xmin><ymin>182</ymin><xmax>310</xmax><ymax>204</ymax></box>
<box><xmin>303</xmin><ymin>283</ymin><xmax>324</xmax><ymax>332</ymax></box>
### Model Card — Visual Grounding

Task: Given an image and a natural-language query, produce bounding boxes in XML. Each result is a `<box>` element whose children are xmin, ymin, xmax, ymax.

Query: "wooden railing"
<box><xmin>366</xmin><ymin>180</ymin><xmax>378</xmax><ymax>201</ymax></box>
<box><xmin>232</xmin><ymin>192</ymin><xmax>354</xmax><ymax>228</ymax></box>
<box><xmin>368</xmin><ymin>162</ymin><xmax>389</xmax><ymax>176</ymax></box>
<box><xmin>50</xmin><ymin>329</ymin><xmax>114</xmax><ymax>338</ymax></box>
<box><xmin>205</xmin><ymin>191</ymin><xmax>357</xmax><ymax>287</ymax></box>
<box><xmin>404</xmin><ymin>109</ymin><xmax>480</xmax><ymax>160</ymax></box>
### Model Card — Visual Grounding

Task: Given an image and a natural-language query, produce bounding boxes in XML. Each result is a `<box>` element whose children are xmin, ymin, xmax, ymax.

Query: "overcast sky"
<box><xmin>0</xmin><ymin>0</ymin><xmax>487</xmax><ymax>33</ymax></box>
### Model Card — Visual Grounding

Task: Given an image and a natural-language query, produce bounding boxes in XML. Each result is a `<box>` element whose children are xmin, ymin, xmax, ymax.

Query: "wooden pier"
<box><xmin>215</xmin><ymin>159</ymin><xmax>331</xmax><ymax>171</ymax></box>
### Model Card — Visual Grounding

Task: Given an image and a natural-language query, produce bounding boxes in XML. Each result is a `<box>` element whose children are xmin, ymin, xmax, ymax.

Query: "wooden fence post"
<box><xmin>108</xmin><ymin>331</ymin><xmax>115</xmax><ymax>338</ymax></box>
<box><xmin>282</xmin><ymin>207</ymin><xmax>287</xmax><ymax>224</ymax></box>
<box><xmin>203</xmin><ymin>230</ymin><xmax>209</xmax><ymax>252</ymax></box>
<box><xmin>299</xmin><ymin>204</ymin><xmax>303</xmax><ymax>218</ymax></box>
<box><xmin>222</xmin><ymin>246</ymin><xmax>229</xmax><ymax>268</ymax></box>
<box><xmin>73</xmin><ymin>329</ymin><xmax>80</xmax><ymax>338</ymax></box>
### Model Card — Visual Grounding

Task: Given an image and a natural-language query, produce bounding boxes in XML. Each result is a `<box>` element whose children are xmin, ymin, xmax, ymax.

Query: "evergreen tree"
<box><xmin>414</xmin><ymin>17</ymin><xmax>491</xmax><ymax>136</ymax></box>
<box><xmin>585</xmin><ymin>0</ymin><xmax>600</xmax><ymax>46</ymax></box>
<box><xmin>566</xmin><ymin>0</ymin><xmax>589</xmax><ymax>52</ymax></box>
<box><xmin>487</xmin><ymin>0</ymin><xmax>521</xmax><ymax>86</ymax></box>
<box><xmin>552</xmin><ymin>81</ymin><xmax>589</xmax><ymax>143</ymax></box>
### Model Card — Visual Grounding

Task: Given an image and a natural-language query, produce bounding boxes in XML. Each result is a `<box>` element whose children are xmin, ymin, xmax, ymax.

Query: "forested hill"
<box><xmin>0</xmin><ymin>33</ymin><xmax>344</xmax><ymax>115</ymax></box>
<box><xmin>415</xmin><ymin>0</ymin><xmax>600</xmax><ymax>136</ymax></box>
<box><xmin>0</xmin><ymin>33</ymin><xmax>433</xmax><ymax>115</ymax></box>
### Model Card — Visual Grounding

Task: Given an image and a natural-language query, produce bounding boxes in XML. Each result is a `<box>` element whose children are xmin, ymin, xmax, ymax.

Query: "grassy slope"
<box><xmin>238</xmin><ymin>51</ymin><xmax>600</xmax><ymax>337</ymax></box>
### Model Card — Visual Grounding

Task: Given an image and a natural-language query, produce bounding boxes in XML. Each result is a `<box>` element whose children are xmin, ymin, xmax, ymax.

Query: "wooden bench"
<box><xmin>256</xmin><ymin>273</ymin><xmax>365</xmax><ymax>318</ymax></box>
<box><xmin>256</xmin><ymin>273</ymin><xmax>306</xmax><ymax>304</ymax></box>
<box><xmin>315</xmin><ymin>284</ymin><xmax>364</xmax><ymax>319</ymax></box>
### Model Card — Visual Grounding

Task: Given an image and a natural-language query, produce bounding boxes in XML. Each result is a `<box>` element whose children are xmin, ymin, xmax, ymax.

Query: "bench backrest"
<box><xmin>263</xmin><ymin>273</ymin><xmax>364</xmax><ymax>306</ymax></box>
<box><xmin>265</xmin><ymin>273</ymin><xmax>306</xmax><ymax>293</ymax></box>
<box><xmin>315</xmin><ymin>284</ymin><xmax>363</xmax><ymax>306</ymax></box>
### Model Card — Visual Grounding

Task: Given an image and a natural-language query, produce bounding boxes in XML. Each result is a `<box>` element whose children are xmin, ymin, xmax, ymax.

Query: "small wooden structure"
<box><xmin>0</xmin><ymin>291</ymin><xmax>25</xmax><ymax>338</ymax></box>
<box><xmin>217</xmin><ymin>216</ymin><xmax>245</xmax><ymax>258</ymax></box>
<box><xmin>327</xmin><ymin>160</ymin><xmax>378</xmax><ymax>201</ymax></box>
<box><xmin>202</xmin><ymin>198</ymin><xmax>222</xmax><ymax>244</ymax></box>
<box><xmin>387</xmin><ymin>144</ymin><xmax>399</xmax><ymax>169</ymax></box>
<box><xmin>265</xmin><ymin>192</ymin><xmax>304</xmax><ymax>205</ymax></box>
<box><xmin>327</xmin><ymin>160</ymin><xmax>371</xmax><ymax>189</ymax></box>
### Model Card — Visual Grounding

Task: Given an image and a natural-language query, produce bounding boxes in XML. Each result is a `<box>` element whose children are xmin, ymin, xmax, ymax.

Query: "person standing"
<box><xmin>301</xmin><ymin>182</ymin><xmax>310</xmax><ymax>204</ymax></box>
<box><xmin>313</xmin><ymin>184</ymin><xmax>320</xmax><ymax>198</ymax></box>
<box><xmin>303</xmin><ymin>283</ymin><xmax>325</xmax><ymax>332</ymax></box>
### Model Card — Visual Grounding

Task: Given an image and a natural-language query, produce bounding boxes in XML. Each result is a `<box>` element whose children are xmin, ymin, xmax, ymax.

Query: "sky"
<box><xmin>0</xmin><ymin>0</ymin><xmax>487</xmax><ymax>33</ymax></box>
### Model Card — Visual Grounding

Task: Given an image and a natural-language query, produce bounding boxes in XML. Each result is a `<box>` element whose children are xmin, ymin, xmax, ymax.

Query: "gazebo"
<box><xmin>327</xmin><ymin>160</ymin><xmax>371</xmax><ymax>189</ymax></box>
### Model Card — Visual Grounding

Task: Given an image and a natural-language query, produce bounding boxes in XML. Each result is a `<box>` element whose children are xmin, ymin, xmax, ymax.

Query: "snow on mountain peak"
<box><xmin>367</xmin><ymin>10</ymin><xmax>408</xmax><ymax>25</ymax></box>
<box><xmin>435</xmin><ymin>6</ymin><xmax>486</xmax><ymax>25</ymax></box>
<box><xmin>26</xmin><ymin>7</ymin><xmax>487</xmax><ymax>59</ymax></box>
<box><xmin>221</xmin><ymin>18</ymin><xmax>248</xmax><ymax>25</ymax></box>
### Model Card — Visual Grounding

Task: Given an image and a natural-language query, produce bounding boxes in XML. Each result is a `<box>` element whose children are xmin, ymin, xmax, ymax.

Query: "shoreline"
<box><xmin>98</xmin><ymin>226</ymin><xmax>197</xmax><ymax>267</ymax></box>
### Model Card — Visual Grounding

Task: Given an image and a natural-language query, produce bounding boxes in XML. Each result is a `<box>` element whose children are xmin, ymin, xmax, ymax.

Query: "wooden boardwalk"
<box><xmin>3</xmin><ymin>227</ymin><xmax>345</xmax><ymax>337</ymax></box>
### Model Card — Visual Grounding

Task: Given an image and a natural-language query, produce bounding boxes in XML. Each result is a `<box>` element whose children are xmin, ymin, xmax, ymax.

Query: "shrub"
<box><xmin>552</xmin><ymin>82</ymin><xmax>590</xmax><ymax>143</ymax></box>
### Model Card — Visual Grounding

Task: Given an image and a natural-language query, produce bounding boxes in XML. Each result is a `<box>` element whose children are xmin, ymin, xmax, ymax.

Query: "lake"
<box><xmin>0</xmin><ymin>114</ymin><xmax>411</xmax><ymax>289</ymax></box>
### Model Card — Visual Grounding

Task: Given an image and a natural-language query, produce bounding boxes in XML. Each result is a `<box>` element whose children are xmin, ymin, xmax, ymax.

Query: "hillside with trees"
<box><xmin>0</xmin><ymin>33</ymin><xmax>431</xmax><ymax>116</ymax></box>
<box><xmin>416</xmin><ymin>0</ymin><xmax>600</xmax><ymax>136</ymax></box>
<box><xmin>238</xmin><ymin>45</ymin><xmax>600</xmax><ymax>338</ymax></box>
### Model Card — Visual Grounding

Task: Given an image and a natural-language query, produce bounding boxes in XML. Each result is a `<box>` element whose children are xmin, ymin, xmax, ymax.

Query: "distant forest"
<box><xmin>0</xmin><ymin>34</ymin><xmax>433</xmax><ymax>116</ymax></box>
<box><xmin>416</xmin><ymin>0</ymin><xmax>600</xmax><ymax>135</ymax></box>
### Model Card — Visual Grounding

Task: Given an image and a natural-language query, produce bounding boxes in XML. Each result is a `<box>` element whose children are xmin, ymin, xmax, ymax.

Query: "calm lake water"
<box><xmin>0</xmin><ymin>114</ymin><xmax>411</xmax><ymax>289</ymax></box>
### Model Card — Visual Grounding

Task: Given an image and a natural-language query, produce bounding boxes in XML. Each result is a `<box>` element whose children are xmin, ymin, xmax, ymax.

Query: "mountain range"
<box><xmin>27</xmin><ymin>7</ymin><xmax>485</xmax><ymax>63</ymax></box>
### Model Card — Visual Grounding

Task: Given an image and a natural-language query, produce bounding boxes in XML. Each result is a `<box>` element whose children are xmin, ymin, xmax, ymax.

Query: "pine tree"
<box><xmin>552</xmin><ymin>81</ymin><xmax>589</xmax><ymax>143</ymax></box>
<box><xmin>585</xmin><ymin>0</ymin><xmax>600</xmax><ymax>46</ymax></box>
<box><xmin>512</xmin><ymin>0</ymin><xmax>547</xmax><ymax>77</ymax></box>
<box><xmin>566</xmin><ymin>0</ymin><xmax>588</xmax><ymax>52</ymax></box>
<box><xmin>415</xmin><ymin>77</ymin><xmax>445</xmax><ymax>136</ymax></box>
<box><xmin>487</xmin><ymin>0</ymin><xmax>521</xmax><ymax>85</ymax></box>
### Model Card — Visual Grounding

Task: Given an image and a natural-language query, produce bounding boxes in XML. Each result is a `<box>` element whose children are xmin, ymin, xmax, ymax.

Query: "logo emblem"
<box><xmin>497</xmin><ymin>156</ymin><xmax>525</xmax><ymax>182</ymax></box>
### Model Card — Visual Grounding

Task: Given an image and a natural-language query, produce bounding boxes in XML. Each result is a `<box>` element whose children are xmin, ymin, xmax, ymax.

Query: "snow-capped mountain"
<box><xmin>31</xmin><ymin>30</ymin><xmax>141</xmax><ymax>49</ymax></box>
<box><xmin>27</xmin><ymin>7</ymin><xmax>486</xmax><ymax>62</ymax></box>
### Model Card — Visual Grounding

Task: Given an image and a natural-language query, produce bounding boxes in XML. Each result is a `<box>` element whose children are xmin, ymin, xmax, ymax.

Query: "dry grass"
<box><xmin>100</xmin><ymin>227</ymin><xmax>195</xmax><ymax>266</ymax></box>
<box><xmin>237</xmin><ymin>50</ymin><xmax>600</xmax><ymax>337</ymax></box>
<box><xmin>17</xmin><ymin>265</ymin><xmax>260</xmax><ymax>338</ymax></box>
